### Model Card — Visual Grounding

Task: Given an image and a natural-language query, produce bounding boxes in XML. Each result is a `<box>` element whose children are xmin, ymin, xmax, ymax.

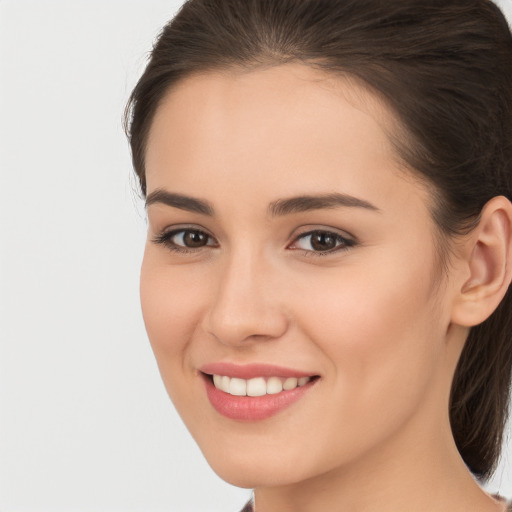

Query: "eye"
<box><xmin>152</xmin><ymin>228</ymin><xmax>218</xmax><ymax>253</ymax></box>
<box><xmin>289</xmin><ymin>230</ymin><xmax>355</xmax><ymax>255</ymax></box>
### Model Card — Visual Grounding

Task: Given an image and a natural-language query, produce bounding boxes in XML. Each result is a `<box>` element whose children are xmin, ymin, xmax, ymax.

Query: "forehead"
<box><xmin>148</xmin><ymin>63</ymin><xmax>399</xmax><ymax>155</ymax></box>
<box><xmin>145</xmin><ymin>63</ymin><xmax>429</xmax><ymax>213</ymax></box>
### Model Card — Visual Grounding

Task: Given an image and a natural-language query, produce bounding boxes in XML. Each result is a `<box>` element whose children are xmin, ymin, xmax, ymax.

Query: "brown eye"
<box><xmin>290</xmin><ymin>229</ymin><xmax>355</xmax><ymax>255</ymax></box>
<box><xmin>180</xmin><ymin>230</ymin><xmax>209</xmax><ymax>248</ymax></box>
<box><xmin>310</xmin><ymin>232</ymin><xmax>338</xmax><ymax>251</ymax></box>
<box><xmin>153</xmin><ymin>228</ymin><xmax>217</xmax><ymax>253</ymax></box>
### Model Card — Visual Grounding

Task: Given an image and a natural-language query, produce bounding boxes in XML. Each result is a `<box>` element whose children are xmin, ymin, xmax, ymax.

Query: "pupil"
<box><xmin>311</xmin><ymin>232</ymin><xmax>336</xmax><ymax>251</ymax></box>
<box><xmin>184</xmin><ymin>230</ymin><xmax>207</xmax><ymax>247</ymax></box>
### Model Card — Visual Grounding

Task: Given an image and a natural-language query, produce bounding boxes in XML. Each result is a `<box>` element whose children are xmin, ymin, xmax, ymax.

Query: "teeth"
<box><xmin>247</xmin><ymin>377</ymin><xmax>266</xmax><ymax>397</ymax></box>
<box><xmin>298</xmin><ymin>377</ymin><xmax>309</xmax><ymax>387</ymax></box>
<box><xmin>221</xmin><ymin>375</ymin><xmax>230</xmax><ymax>393</ymax></box>
<box><xmin>283</xmin><ymin>377</ymin><xmax>298</xmax><ymax>390</ymax></box>
<box><xmin>229</xmin><ymin>378</ymin><xmax>247</xmax><ymax>396</ymax></box>
<box><xmin>266</xmin><ymin>376</ymin><xmax>283</xmax><ymax>394</ymax></box>
<box><xmin>211</xmin><ymin>374</ymin><xmax>312</xmax><ymax>396</ymax></box>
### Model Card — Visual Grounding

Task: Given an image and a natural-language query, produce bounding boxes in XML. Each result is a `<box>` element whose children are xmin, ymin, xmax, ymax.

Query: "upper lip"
<box><xmin>198</xmin><ymin>362</ymin><xmax>318</xmax><ymax>379</ymax></box>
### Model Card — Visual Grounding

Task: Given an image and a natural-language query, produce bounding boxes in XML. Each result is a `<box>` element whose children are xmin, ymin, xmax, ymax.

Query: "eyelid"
<box><xmin>288</xmin><ymin>225</ymin><xmax>357</xmax><ymax>243</ymax></box>
<box><xmin>287</xmin><ymin>227</ymin><xmax>357</xmax><ymax>255</ymax></box>
<box><xmin>150</xmin><ymin>224</ymin><xmax>357</xmax><ymax>256</ymax></box>
<box><xmin>153</xmin><ymin>223</ymin><xmax>216</xmax><ymax>239</ymax></box>
<box><xmin>151</xmin><ymin>225</ymin><xmax>218</xmax><ymax>253</ymax></box>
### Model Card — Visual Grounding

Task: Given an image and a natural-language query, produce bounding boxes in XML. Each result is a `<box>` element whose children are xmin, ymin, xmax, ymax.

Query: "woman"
<box><xmin>125</xmin><ymin>1</ymin><xmax>512</xmax><ymax>511</ymax></box>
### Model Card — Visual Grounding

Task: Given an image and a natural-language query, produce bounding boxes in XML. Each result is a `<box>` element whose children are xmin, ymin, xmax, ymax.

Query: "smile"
<box><xmin>199</xmin><ymin>363</ymin><xmax>320</xmax><ymax>421</ymax></box>
<box><xmin>212</xmin><ymin>374</ymin><xmax>311</xmax><ymax>396</ymax></box>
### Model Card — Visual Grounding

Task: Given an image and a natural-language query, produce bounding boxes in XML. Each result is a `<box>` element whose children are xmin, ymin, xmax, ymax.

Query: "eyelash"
<box><xmin>152</xmin><ymin>228</ymin><xmax>218</xmax><ymax>254</ymax></box>
<box><xmin>289</xmin><ymin>230</ymin><xmax>356</xmax><ymax>257</ymax></box>
<box><xmin>152</xmin><ymin>228</ymin><xmax>356</xmax><ymax>257</ymax></box>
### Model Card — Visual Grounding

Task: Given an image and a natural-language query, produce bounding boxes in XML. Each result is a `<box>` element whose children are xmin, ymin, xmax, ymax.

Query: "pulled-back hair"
<box><xmin>125</xmin><ymin>0</ymin><xmax>512</xmax><ymax>479</ymax></box>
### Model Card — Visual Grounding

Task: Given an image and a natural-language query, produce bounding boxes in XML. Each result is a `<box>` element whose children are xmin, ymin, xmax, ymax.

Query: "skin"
<box><xmin>141</xmin><ymin>63</ymin><xmax>511</xmax><ymax>512</ymax></box>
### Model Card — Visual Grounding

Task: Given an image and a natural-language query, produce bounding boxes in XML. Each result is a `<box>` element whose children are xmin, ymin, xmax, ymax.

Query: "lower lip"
<box><xmin>202</xmin><ymin>374</ymin><xmax>318</xmax><ymax>421</ymax></box>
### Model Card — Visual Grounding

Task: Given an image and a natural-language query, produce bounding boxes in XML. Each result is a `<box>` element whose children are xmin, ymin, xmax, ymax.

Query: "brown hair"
<box><xmin>125</xmin><ymin>0</ymin><xmax>512</xmax><ymax>480</ymax></box>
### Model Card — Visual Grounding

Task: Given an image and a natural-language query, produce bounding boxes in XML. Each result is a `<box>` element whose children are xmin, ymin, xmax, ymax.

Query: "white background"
<box><xmin>0</xmin><ymin>1</ymin><xmax>511</xmax><ymax>511</ymax></box>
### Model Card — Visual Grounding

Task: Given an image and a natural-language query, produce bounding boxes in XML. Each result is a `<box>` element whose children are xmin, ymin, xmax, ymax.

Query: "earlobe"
<box><xmin>451</xmin><ymin>196</ymin><xmax>512</xmax><ymax>327</ymax></box>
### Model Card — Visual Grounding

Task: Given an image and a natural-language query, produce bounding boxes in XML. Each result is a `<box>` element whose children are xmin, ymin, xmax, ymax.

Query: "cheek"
<box><xmin>293</xmin><ymin>249</ymin><xmax>446</xmax><ymax>431</ymax></box>
<box><xmin>139</xmin><ymin>248</ymin><xmax>204</xmax><ymax>373</ymax></box>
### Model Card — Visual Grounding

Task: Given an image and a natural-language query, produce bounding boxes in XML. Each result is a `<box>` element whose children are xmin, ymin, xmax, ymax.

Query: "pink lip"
<box><xmin>199</xmin><ymin>362</ymin><xmax>316</xmax><ymax>379</ymax></box>
<box><xmin>199</xmin><ymin>363</ymin><xmax>319</xmax><ymax>421</ymax></box>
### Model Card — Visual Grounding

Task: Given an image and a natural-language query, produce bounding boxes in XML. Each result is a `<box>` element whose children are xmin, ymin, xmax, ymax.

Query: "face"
<box><xmin>141</xmin><ymin>64</ymin><xmax>459</xmax><ymax>488</ymax></box>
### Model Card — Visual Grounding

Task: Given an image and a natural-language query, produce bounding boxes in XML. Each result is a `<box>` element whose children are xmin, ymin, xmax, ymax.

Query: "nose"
<box><xmin>202</xmin><ymin>250</ymin><xmax>289</xmax><ymax>347</ymax></box>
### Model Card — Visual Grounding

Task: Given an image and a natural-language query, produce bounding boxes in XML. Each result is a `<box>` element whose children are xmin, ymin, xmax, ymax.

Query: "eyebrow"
<box><xmin>145</xmin><ymin>189</ymin><xmax>379</xmax><ymax>216</ymax></box>
<box><xmin>145</xmin><ymin>189</ymin><xmax>214</xmax><ymax>215</ymax></box>
<box><xmin>268</xmin><ymin>193</ymin><xmax>379</xmax><ymax>216</ymax></box>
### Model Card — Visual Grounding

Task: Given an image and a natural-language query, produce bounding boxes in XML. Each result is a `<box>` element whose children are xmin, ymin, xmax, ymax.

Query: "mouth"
<box><xmin>199</xmin><ymin>363</ymin><xmax>320</xmax><ymax>421</ymax></box>
<box><xmin>209</xmin><ymin>373</ymin><xmax>315</xmax><ymax>396</ymax></box>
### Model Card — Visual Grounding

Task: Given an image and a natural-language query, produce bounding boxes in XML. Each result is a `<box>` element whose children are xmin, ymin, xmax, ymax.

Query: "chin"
<box><xmin>207</xmin><ymin>455</ymin><xmax>305</xmax><ymax>489</ymax></box>
<box><xmin>199</xmin><ymin>434</ymin><xmax>323</xmax><ymax>489</ymax></box>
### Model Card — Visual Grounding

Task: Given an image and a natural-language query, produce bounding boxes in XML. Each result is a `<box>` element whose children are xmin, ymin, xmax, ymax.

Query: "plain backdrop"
<box><xmin>0</xmin><ymin>1</ymin><xmax>511</xmax><ymax>511</ymax></box>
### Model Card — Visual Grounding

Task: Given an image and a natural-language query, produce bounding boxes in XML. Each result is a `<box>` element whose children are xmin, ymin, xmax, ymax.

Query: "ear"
<box><xmin>450</xmin><ymin>196</ymin><xmax>512</xmax><ymax>327</ymax></box>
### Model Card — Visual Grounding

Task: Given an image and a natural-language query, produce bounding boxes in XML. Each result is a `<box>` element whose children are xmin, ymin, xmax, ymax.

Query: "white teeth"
<box><xmin>266</xmin><ymin>376</ymin><xmax>283</xmax><ymax>394</ymax></box>
<box><xmin>247</xmin><ymin>377</ymin><xmax>267</xmax><ymax>397</ymax></box>
<box><xmin>221</xmin><ymin>375</ymin><xmax>230</xmax><ymax>393</ymax></box>
<box><xmin>298</xmin><ymin>376</ymin><xmax>309</xmax><ymax>387</ymax></box>
<box><xmin>211</xmin><ymin>374</ymin><xmax>313</xmax><ymax>396</ymax></box>
<box><xmin>229</xmin><ymin>378</ymin><xmax>247</xmax><ymax>396</ymax></box>
<box><xmin>283</xmin><ymin>377</ymin><xmax>298</xmax><ymax>390</ymax></box>
<box><xmin>213</xmin><ymin>374</ymin><xmax>222</xmax><ymax>389</ymax></box>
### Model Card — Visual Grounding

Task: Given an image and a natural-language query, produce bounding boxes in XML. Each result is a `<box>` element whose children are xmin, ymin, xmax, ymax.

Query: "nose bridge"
<box><xmin>204</xmin><ymin>243</ymin><xmax>287</xmax><ymax>345</ymax></box>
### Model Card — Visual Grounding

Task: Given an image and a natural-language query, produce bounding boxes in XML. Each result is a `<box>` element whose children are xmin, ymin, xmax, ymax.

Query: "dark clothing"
<box><xmin>239</xmin><ymin>499</ymin><xmax>254</xmax><ymax>512</ymax></box>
